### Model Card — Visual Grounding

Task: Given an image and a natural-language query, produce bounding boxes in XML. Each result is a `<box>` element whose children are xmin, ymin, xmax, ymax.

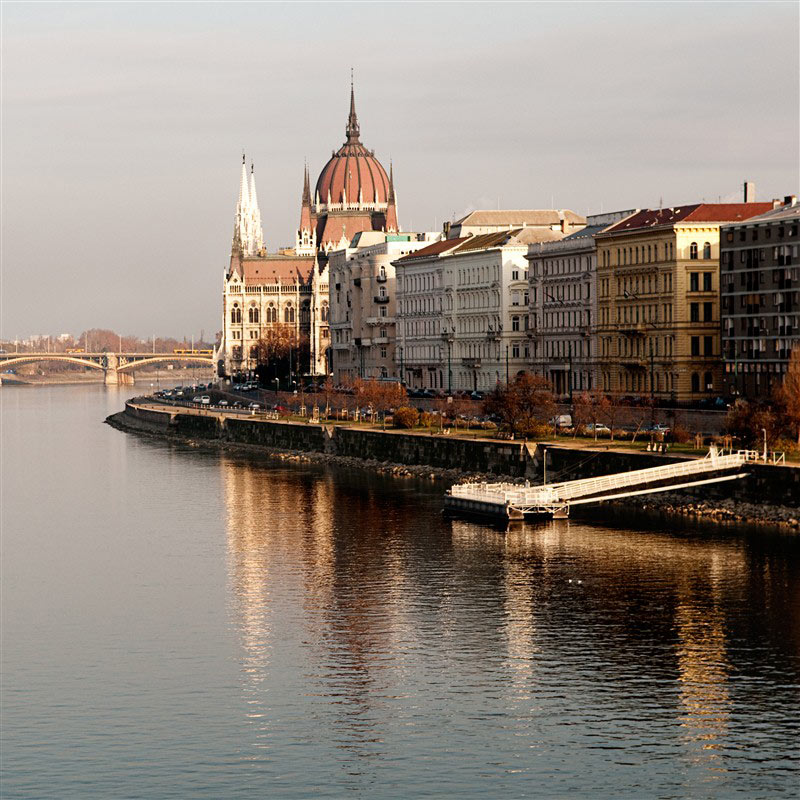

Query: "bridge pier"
<box><xmin>104</xmin><ymin>369</ymin><xmax>134</xmax><ymax>385</ymax></box>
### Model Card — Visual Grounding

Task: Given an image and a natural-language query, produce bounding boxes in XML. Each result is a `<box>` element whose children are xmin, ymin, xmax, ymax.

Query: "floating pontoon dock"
<box><xmin>444</xmin><ymin>449</ymin><xmax>761</xmax><ymax>521</ymax></box>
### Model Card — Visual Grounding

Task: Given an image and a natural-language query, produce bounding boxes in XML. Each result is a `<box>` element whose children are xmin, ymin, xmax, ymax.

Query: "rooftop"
<box><xmin>602</xmin><ymin>203</ymin><xmax>774</xmax><ymax>233</ymax></box>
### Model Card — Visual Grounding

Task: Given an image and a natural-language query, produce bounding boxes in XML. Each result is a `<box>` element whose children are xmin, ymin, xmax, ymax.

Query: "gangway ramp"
<box><xmin>444</xmin><ymin>449</ymin><xmax>760</xmax><ymax>521</ymax></box>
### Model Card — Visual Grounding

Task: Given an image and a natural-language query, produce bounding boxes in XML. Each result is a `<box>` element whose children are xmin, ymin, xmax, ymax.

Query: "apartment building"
<box><xmin>720</xmin><ymin>197</ymin><xmax>800</xmax><ymax>397</ymax></box>
<box><xmin>594</xmin><ymin>202</ymin><xmax>771</xmax><ymax>403</ymax></box>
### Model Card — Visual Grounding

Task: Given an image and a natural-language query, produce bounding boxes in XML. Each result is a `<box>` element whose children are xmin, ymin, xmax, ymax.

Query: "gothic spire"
<box><xmin>345</xmin><ymin>70</ymin><xmax>360</xmax><ymax>144</ymax></box>
<box><xmin>238</xmin><ymin>152</ymin><xmax>250</xmax><ymax>209</ymax></box>
<box><xmin>248</xmin><ymin>162</ymin><xmax>258</xmax><ymax>210</ymax></box>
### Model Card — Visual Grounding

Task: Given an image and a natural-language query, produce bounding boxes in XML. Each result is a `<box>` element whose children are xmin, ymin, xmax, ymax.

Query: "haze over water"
<box><xmin>2</xmin><ymin>385</ymin><xmax>799</xmax><ymax>798</ymax></box>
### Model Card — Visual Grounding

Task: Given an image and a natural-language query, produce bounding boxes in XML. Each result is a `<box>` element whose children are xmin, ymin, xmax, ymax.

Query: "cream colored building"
<box><xmin>328</xmin><ymin>232</ymin><xmax>439</xmax><ymax>382</ymax></box>
<box><xmin>594</xmin><ymin>202</ymin><xmax>771</xmax><ymax>402</ymax></box>
<box><xmin>445</xmin><ymin>209</ymin><xmax>584</xmax><ymax>240</ymax></box>
<box><xmin>395</xmin><ymin>227</ymin><xmax>578</xmax><ymax>392</ymax></box>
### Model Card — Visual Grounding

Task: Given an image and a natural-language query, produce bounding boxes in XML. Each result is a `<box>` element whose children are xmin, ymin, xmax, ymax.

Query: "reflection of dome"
<box><xmin>314</xmin><ymin>85</ymin><xmax>390</xmax><ymax>208</ymax></box>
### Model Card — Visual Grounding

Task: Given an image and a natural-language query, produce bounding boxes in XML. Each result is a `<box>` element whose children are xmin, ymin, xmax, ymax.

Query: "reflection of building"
<box><xmin>595</xmin><ymin>200</ymin><xmax>771</xmax><ymax>401</ymax></box>
<box><xmin>217</xmin><ymin>82</ymin><xmax>396</xmax><ymax>379</ymax></box>
<box><xmin>527</xmin><ymin>210</ymin><xmax>636</xmax><ymax>396</ymax></box>
<box><xmin>720</xmin><ymin>197</ymin><xmax>800</xmax><ymax>398</ymax></box>
<box><xmin>328</xmin><ymin>231</ymin><xmax>439</xmax><ymax>382</ymax></box>
<box><xmin>395</xmin><ymin>225</ymin><xmax>583</xmax><ymax>391</ymax></box>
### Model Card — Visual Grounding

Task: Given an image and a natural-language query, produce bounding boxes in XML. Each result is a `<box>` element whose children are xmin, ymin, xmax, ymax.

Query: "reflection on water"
<box><xmin>2</xmin><ymin>385</ymin><xmax>798</xmax><ymax>799</ymax></box>
<box><xmin>221</xmin><ymin>454</ymin><xmax>800</xmax><ymax>797</ymax></box>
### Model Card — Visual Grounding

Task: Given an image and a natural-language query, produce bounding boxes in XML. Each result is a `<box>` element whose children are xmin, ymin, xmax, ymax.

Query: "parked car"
<box><xmin>585</xmin><ymin>422</ymin><xmax>610</xmax><ymax>433</ymax></box>
<box><xmin>218</xmin><ymin>399</ymin><xmax>229</xmax><ymax>407</ymax></box>
<box><xmin>200</xmin><ymin>395</ymin><xmax>211</xmax><ymax>405</ymax></box>
<box><xmin>550</xmin><ymin>414</ymin><xmax>573</xmax><ymax>428</ymax></box>
<box><xmin>248</xmin><ymin>402</ymin><xmax>262</xmax><ymax>410</ymax></box>
<box><xmin>192</xmin><ymin>395</ymin><xmax>203</xmax><ymax>403</ymax></box>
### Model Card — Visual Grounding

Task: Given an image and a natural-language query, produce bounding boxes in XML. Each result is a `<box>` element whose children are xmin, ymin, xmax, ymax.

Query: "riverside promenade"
<box><xmin>109</xmin><ymin>398</ymin><xmax>800</xmax><ymax>522</ymax></box>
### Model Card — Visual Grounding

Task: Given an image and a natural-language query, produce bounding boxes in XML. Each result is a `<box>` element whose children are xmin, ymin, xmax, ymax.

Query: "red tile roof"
<box><xmin>394</xmin><ymin>237</ymin><xmax>467</xmax><ymax>262</ymax></box>
<box><xmin>243</xmin><ymin>256</ymin><xmax>314</xmax><ymax>285</ymax></box>
<box><xmin>603</xmin><ymin>203</ymin><xmax>774</xmax><ymax>234</ymax></box>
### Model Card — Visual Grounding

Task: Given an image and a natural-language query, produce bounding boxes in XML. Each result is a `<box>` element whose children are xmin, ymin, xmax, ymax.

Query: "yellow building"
<box><xmin>595</xmin><ymin>203</ymin><xmax>771</xmax><ymax>403</ymax></box>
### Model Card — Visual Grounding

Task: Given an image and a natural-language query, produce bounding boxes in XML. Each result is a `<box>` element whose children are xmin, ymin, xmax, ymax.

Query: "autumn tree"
<box><xmin>776</xmin><ymin>347</ymin><xmax>800</xmax><ymax>445</ymax></box>
<box><xmin>483</xmin><ymin>373</ymin><xmax>555</xmax><ymax>437</ymax></box>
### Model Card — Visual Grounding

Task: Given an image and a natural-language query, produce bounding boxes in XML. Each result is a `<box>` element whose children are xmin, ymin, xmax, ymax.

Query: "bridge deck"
<box><xmin>445</xmin><ymin>449</ymin><xmax>760</xmax><ymax>520</ymax></box>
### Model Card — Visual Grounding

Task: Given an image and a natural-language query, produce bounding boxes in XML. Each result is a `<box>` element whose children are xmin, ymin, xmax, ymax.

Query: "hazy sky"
<box><xmin>2</xmin><ymin>1</ymin><xmax>798</xmax><ymax>340</ymax></box>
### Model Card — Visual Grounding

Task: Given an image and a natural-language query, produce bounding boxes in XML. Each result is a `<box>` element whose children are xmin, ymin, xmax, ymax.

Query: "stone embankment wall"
<box><xmin>114</xmin><ymin>402</ymin><xmax>800</xmax><ymax>507</ymax></box>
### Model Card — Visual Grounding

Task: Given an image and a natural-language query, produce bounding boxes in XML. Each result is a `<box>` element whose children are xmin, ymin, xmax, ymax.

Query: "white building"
<box><xmin>328</xmin><ymin>231</ymin><xmax>440</xmax><ymax>382</ymax></box>
<box><xmin>526</xmin><ymin>210</ymin><xmax>636</xmax><ymax>396</ymax></box>
<box><xmin>395</xmin><ymin>228</ymin><xmax>574</xmax><ymax>393</ymax></box>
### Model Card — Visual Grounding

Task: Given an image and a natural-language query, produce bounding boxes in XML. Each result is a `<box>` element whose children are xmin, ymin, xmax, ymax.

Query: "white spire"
<box><xmin>232</xmin><ymin>153</ymin><xmax>263</xmax><ymax>256</ymax></box>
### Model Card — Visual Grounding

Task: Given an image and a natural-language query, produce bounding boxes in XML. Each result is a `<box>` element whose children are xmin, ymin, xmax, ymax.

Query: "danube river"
<box><xmin>2</xmin><ymin>385</ymin><xmax>799</xmax><ymax>798</ymax></box>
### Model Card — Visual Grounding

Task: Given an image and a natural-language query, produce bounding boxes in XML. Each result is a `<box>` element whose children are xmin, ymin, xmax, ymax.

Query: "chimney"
<box><xmin>743</xmin><ymin>181</ymin><xmax>756</xmax><ymax>203</ymax></box>
<box><xmin>561</xmin><ymin>217</ymin><xmax>568</xmax><ymax>233</ymax></box>
<box><xmin>773</xmin><ymin>198</ymin><xmax>782</xmax><ymax>209</ymax></box>
<box><xmin>784</xmin><ymin>195</ymin><xmax>797</xmax><ymax>207</ymax></box>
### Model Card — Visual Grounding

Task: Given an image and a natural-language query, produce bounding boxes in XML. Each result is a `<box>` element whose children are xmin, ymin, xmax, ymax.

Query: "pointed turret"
<box><xmin>296</xmin><ymin>163</ymin><xmax>316</xmax><ymax>256</ymax></box>
<box><xmin>385</xmin><ymin>160</ymin><xmax>399</xmax><ymax>233</ymax></box>
<box><xmin>345</xmin><ymin>71</ymin><xmax>360</xmax><ymax>144</ymax></box>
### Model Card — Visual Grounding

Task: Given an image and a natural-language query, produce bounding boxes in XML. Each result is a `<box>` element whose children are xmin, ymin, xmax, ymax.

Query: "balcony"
<box><xmin>376</xmin><ymin>273</ymin><xmax>387</xmax><ymax>283</ymax></box>
<box><xmin>364</xmin><ymin>316</ymin><xmax>395</xmax><ymax>326</ymax></box>
<box><xmin>462</xmin><ymin>358</ymin><xmax>482</xmax><ymax>368</ymax></box>
<box><xmin>619</xmin><ymin>323</ymin><xmax>646</xmax><ymax>336</ymax></box>
<box><xmin>374</xmin><ymin>295</ymin><xmax>390</xmax><ymax>304</ymax></box>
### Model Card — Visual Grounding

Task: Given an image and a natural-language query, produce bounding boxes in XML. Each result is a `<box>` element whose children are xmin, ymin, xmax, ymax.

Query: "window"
<box><xmin>266</xmin><ymin>304</ymin><xmax>277</xmax><ymax>323</ymax></box>
<box><xmin>704</xmin><ymin>302</ymin><xmax>713</xmax><ymax>322</ymax></box>
<box><xmin>703</xmin><ymin>242</ymin><xmax>711</xmax><ymax>259</ymax></box>
<box><xmin>691</xmin><ymin>373</ymin><xmax>700</xmax><ymax>392</ymax></box>
<box><xmin>512</xmin><ymin>316</ymin><xmax>520</xmax><ymax>332</ymax></box>
<box><xmin>512</xmin><ymin>270</ymin><xmax>519</xmax><ymax>281</ymax></box>
<box><xmin>284</xmin><ymin>303</ymin><xmax>295</xmax><ymax>323</ymax></box>
<box><xmin>380</xmin><ymin>306</ymin><xmax>387</xmax><ymax>317</ymax></box>
<box><xmin>690</xmin><ymin>303</ymin><xmax>700</xmax><ymax>322</ymax></box>
<box><xmin>704</xmin><ymin>336</ymin><xmax>713</xmax><ymax>356</ymax></box>
<box><xmin>703</xmin><ymin>273</ymin><xmax>712</xmax><ymax>291</ymax></box>
<box><xmin>380</xmin><ymin>347</ymin><xmax>387</xmax><ymax>358</ymax></box>
<box><xmin>689</xmin><ymin>273</ymin><xmax>699</xmax><ymax>292</ymax></box>
<box><xmin>704</xmin><ymin>371</ymin><xmax>713</xmax><ymax>391</ymax></box>
<box><xmin>691</xmin><ymin>336</ymin><xmax>700</xmax><ymax>356</ymax></box>
<box><xmin>230</xmin><ymin>304</ymin><xmax>241</xmax><ymax>324</ymax></box>
<box><xmin>690</xmin><ymin>242</ymin><xmax>698</xmax><ymax>260</ymax></box>
<box><xmin>321</xmin><ymin>302</ymin><xmax>329</xmax><ymax>322</ymax></box>
<box><xmin>248</xmin><ymin>306</ymin><xmax>259</xmax><ymax>323</ymax></box>
<box><xmin>379</xmin><ymin>286</ymin><xmax>387</xmax><ymax>298</ymax></box>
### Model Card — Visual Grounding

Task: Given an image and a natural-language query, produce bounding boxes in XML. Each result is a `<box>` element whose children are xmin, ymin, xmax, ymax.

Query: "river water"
<box><xmin>2</xmin><ymin>385</ymin><xmax>799</xmax><ymax>798</ymax></box>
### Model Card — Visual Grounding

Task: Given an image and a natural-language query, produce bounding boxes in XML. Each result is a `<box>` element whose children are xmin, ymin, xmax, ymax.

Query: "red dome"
<box><xmin>315</xmin><ymin>143</ymin><xmax>390</xmax><ymax>206</ymax></box>
<box><xmin>314</xmin><ymin>83</ymin><xmax>390</xmax><ymax>207</ymax></box>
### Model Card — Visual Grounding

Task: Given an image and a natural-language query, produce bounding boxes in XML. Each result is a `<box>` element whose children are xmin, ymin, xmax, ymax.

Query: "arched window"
<box><xmin>691</xmin><ymin>373</ymin><xmax>700</xmax><ymax>393</ymax></box>
<box><xmin>248</xmin><ymin>306</ymin><xmax>259</xmax><ymax>324</ymax></box>
<box><xmin>266</xmin><ymin>304</ymin><xmax>277</xmax><ymax>323</ymax></box>
<box><xmin>249</xmin><ymin>346</ymin><xmax>258</xmax><ymax>359</ymax></box>
<box><xmin>230</xmin><ymin>304</ymin><xmax>241</xmax><ymax>324</ymax></box>
<box><xmin>379</xmin><ymin>286</ymin><xmax>387</xmax><ymax>298</ymax></box>
<box><xmin>321</xmin><ymin>302</ymin><xmax>329</xmax><ymax>322</ymax></box>
<box><xmin>300</xmin><ymin>301</ymin><xmax>310</xmax><ymax>324</ymax></box>
<box><xmin>703</xmin><ymin>242</ymin><xmax>711</xmax><ymax>259</ymax></box>
<box><xmin>690</xmin><ymin>242</ymin><xmax>698</xmax><ymax>260</ymax></box>
<box><xmin>284</xmin><ymin>303</ymin><xmax>295</xmax><ymax>323</ymax></box>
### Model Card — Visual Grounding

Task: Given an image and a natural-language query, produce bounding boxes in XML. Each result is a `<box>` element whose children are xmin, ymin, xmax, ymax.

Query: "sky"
<box><xmin>2</xmin><ymin>1</ymin><xmax>798</xmax><ymax>340</ymax></box>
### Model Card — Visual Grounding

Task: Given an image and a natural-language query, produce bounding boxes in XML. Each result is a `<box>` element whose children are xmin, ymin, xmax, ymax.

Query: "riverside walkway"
<box><xmin>444</xmin><ymin>448</ymin><xmax>762</xmax><ymax>521</ymax></box>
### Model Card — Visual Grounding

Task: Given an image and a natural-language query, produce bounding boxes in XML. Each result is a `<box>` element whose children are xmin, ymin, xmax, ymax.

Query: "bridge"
<box><xmin>445</xmin><ymin>448</ymin><xmax>763</xmax><ymax>521</ymax></box>
<box><xmin>0</xmin><ymin>352</ymin><xmax>215</xmax><ymax>385</ymax></box>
